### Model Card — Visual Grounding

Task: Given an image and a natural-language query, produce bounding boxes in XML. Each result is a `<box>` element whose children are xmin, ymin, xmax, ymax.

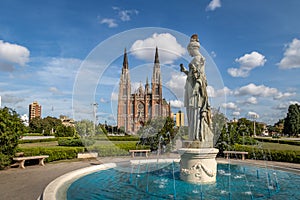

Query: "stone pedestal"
<box><xmin>178</xmin><ymin>148</ymin><xmax>219</xmax><ymax>184</ymax></box>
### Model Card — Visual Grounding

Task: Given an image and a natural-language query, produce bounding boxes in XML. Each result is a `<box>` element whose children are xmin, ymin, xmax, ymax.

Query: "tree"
<box><xmin>75</xmin><ymin>120</ymin><xmax>103</xmax><ymax>137</ymax></box>
<box><xmin>211</xmin><ymin>108</ymin><xmax>227</xmax><ymax>145</ymax></box>
<box><xmin>29</xmin><ymin>116</ymin><xmax>62</xmax><ymax>135</ymax></box>
<box><xmin>29</xmin><ymin>117</ymin><xmax>43</xmax><ymax>133</ymax></box>
<box><xmin>138</xmin><ymin>117</ymin><xmax>176</xmax><ymax>151</ymax></box>
<box><xmin>0</xmin><ymin>107</ymin><xmax>26</xmax><ymax>169</ymax></box>
<box><xmin>55</xmin><ymin>125</ymin><xmax>76</xmax><ymax>137</ymax></box>
<box><xmin>284</xmin><ymin>104</ymin><xmax>300</xmax><ymax>136</ymax></box>
<box><xmin>42</xmin><ymin>116</ymin><xmax>62</xmax><ymax>135</ymax></box>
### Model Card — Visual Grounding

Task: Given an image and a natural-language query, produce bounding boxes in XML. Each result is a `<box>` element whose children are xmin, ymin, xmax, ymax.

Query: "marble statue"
<box><xmin>180</xmin><ymin>34</ymin><xmax>213</xmax><ymax>145</ymax></box>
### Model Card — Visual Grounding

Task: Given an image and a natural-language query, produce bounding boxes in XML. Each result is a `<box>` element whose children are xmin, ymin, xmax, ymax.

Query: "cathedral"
<box><xmin>117</xmin><ymin>47</ymin><xmax>172</xmax><ymax>134</ymax></box>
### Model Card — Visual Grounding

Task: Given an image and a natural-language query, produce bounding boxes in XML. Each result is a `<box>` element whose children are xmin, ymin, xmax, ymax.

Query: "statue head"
<box><xmin>187</xmin><ymin>34</ymin><xmax>201</xmax><ymax>57</ymax></box>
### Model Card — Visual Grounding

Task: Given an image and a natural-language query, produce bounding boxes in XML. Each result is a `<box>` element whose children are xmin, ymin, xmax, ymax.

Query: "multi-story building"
<box><xmin>175</xmin><ymin>111</ymin><xmax>184</xmax><ymax>127</ymax></box>
<box><xmin>117</xmin><ymin>47</ymin><xmax>171</xmax><ymax>134</ymax></box>
<box><xmin>29</xmin><ymin>101</ymin><xmax>41</xmax><ymax>122</ymax></box>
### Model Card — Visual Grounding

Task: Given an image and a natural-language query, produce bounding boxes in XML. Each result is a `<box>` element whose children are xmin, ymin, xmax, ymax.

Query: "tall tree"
<box><xmin>0</xmin><ymin>107</ymin><xmax>26</xmax><ymax>169</ymax></box>
<box><xmin>138</xmin><ymin>117</ymin><xmax>176</xmax><ymax>151</ymax></box>
<box><xmin>29</xmin><ymin>116</ymin><xmax>62</xmax><ymax>135</ymax></box>
<box><xmin>284</xmin><ymin>104</ymin><xmax>300</xmax><ymax>136</ymax></box>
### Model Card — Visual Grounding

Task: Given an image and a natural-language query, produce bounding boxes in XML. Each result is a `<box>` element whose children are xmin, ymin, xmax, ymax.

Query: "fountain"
<box><xmin>61</xmin><ymin>161</ymin><xmax>300</xmax><ymax>200</ymax></box>
<box><xmin>178</xmin><ymin>34</ymin><xmax>218</xmax><ymax>184</ymax></box>
<box><xmin>39</xmin><ymin>31</ymin><xmax>300</xmax><ymax>199</ymax></box>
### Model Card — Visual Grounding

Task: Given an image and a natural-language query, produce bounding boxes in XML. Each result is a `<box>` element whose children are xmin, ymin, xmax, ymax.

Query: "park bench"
<box><xmin>12</xmin><ymin>155</ymin><xmax>49</xmax><ymax>169</ymax></box>
<box><xmin>223</xmin><ymin>151</ymin><xmax>248</xmax><ymax>160</ymax></box>
<box><xmin>129</xmin><ymin>149</ymin><xmax>151</xmax><ymax>158</ymax></box>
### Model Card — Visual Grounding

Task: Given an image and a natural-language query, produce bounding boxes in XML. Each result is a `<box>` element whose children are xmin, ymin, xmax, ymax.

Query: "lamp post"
<box><xmin>92</xmin><ymin>103</ymin><xmax>98</xmax><ymax>133</ymax></box>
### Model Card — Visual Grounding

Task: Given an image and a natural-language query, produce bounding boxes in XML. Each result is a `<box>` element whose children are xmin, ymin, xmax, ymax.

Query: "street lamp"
<box><xmin>248</xmin><ymin>112</ymin><xmax>259</xmax><ymax>137</ymax></box>
<box><xmin>92</xmin><ymin>102</ymin><xmax>98</xmax><ymax>133</ymax></box>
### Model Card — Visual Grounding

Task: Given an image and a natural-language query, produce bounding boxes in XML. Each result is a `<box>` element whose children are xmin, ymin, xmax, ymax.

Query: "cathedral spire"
<box><xmin>123</xmin><ymin>48</ymin><xmax>128</xmax><ymax>69</ymax></box>
<box><xmin>154</xmin><ymin>46</ymin><xmax>159</xmax><ymax>64</ymax></box>
<box><xmin>152</xmin><ymin>47</ymin><xmax>161</xmax><ymax>84</ymax></box>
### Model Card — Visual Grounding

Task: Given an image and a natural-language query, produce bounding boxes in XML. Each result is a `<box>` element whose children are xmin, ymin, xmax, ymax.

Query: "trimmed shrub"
<box><xmin>91</xmin><ymin>135</ymin><xmax>140</xmax><ymax>141</ymax></box>
<box><xmin>18</xmin><ymin>138</ymin><xmax>58</xmax><ymax>144</ymax></box>
<box><xmin>58</xmin><ymin>138</ymin><xmax>95</xmax><ymax>147</ymax></box>
<box><xmin>86</xmin><ymin>142</ymin><xmax>150</xmax><ymax>157</ymax></box>
<box><xmin>254</xmin><ymin>138</ymin><xmax>300</xmax><ymax>146</ymax></box>
<box><xmin>232</xmin><ymin>144</ymin><xmax>300</xmax><ymax>163</ymax></box>
<box><xmin>18</xmin><ymin>146</ymin><xmax>84</xmax><ymax>162</ymax></box>
<box><xmin>0</xmin><ymin>153</ymin><xmax>11</xmax><ymax>169</ymax></box>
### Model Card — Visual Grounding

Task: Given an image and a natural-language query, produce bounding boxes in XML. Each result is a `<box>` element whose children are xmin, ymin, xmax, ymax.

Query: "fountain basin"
<box><xmin>40</xmin><ymin>158</ymin><xmax>300</xmax><ymax>200</ymax></box>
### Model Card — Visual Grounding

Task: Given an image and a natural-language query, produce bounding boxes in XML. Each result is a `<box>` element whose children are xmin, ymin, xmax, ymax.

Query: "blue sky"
<box><xmin>0</xmin><ymin>0</ymin><xmax>299</xmax><ymax>125</ymax></box>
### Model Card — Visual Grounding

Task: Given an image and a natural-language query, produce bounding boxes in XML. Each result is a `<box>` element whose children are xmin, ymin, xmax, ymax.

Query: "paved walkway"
<box><xmin>1</xmin><ymin>155</ymin><xmax>300</xmax><ymax>200</ymax></box>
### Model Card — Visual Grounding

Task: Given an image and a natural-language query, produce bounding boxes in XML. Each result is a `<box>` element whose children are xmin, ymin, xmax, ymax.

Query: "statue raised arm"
<box><xmin>179</xmin><ymin>34</ymin><xmax>213</xmax><ymax>147</ymax></box>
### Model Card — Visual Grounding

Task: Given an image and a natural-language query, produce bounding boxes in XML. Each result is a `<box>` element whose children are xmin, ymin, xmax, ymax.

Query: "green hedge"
<box><xmin>91</xmin><ymin>135</ymin><xmax>140</xmax><ymax>141</ymax></box>
<box><xmin>17</xmin><ymin>142</ymin><xmax>150</xmax><ymax>162</ymax></box>
<box><xmin>18</xmin><ymin>146</ymin><xmax>84</xmax><ymax>162</ymax></box>
<box><xmin>0</xmin><ymin>153</ymin><xmax>11</xmax><ymax>169</ymax></box>
<box><xmin>18</xmin><ymin>138</ymin><xmax>58</xmax><ymax>144</ymax></box>
<box><xmin>58</xmin><ymin>138</ymin><xmax>95</xmax><ymax>147</ymax></box>
<box><xmin>254</xmin><ymin>138</ymin><xmax>300</xmax><ymax>146</ymax></box>
<box><xmin>87</xmin><ymin>142</ymin><xmax>150</xmax><ymax>157</ymax></box>
<box><xmin>232</xmin><ymin>144</ymin><xmax>300</xmax><ymax>163</ymax></box>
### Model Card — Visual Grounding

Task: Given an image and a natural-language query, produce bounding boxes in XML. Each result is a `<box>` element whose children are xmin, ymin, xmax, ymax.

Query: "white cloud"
<box><xmin>237</xmin><ymin>96</ymin><xmax>258</xmax><ymax>104</ymax></box>
<box><xmin>246</xmin><ymin>96</ymin><xmax>257</xmax><ymax>104</ymax></box>
<box><xmin>232</xmin><ymin>111</ymin><xmax>240</xmax><ymax>116</ymax></box>
<box><xmin>289</xmin><ymin>100</ymin><xmax>300</xmax><ymax>105</ymax></box>
<box><xmin>113</xmin><ymin>7</ymin><xmax>139</xmax><ymax>22</ymax></box>
<box><xmin>170</xmin><ymin>100</ymin><xmax>184</xmax><ymax>108</ymax></box>
<box><xmin>275</xmin><ymin>101</ymin><xmax>300</xmax><ymax>111</ymax></box>
<box><xmin>275</xmin><ymin>103</ymin><xmax>289</xmax><ymax>110</ymax></box>
<box><xmin>0</xmin><ymin>40</ymin><xmax>30</xmax><ymax>71</ymax></box>
<box><xmin>274</xmin><ymin>101</ymin><xmax>299</xmax><ymax>110</ymax></box>
<box><xmin>206</xmin><ymin>0</ymin><xmax>221</xmax><ymax>11</ymax></box>
<box><xmin>234</xmin><ymin>83</ymin><xmax>296</xmax><ymax>101</ymax></box>
<box><xmin>222</xmin><ymin>102</ymin><xmax>238</xmax><ymax>110</ymax></box>
<box><xmin>0</xmin><ymin>94</ymin><xmax>25</xmax><ymax>104</ymax></box>
<box><xmin>207</xmin><ymin>86</ymin><xmax>232</xmax><ymax>98</ymax></box>
<box><xmin>207</xmin><ymin>85</ymin><xmax>215</xmax><ymax>98</ymax></box>
<box><xmin>278</xmin><ymin>38</ymin><xmax>300</xmax><ymax>69</ymax></box>
<box><xmin>36</xmin><ymin>57</ymin><xmax>81</xmax><ymax>86</ymax></box>
<box><xmin>100</xmin><ymin>18</ymin><xmax>118</xmax><ymax>28</ymax></box>
<box><xmin>248</xmin><ymin>111</ymin><xmax>259</xmax><ymax>118</ymax></box>
<box><xmin>166</xmin><ymin>72</ymin><xmax>186</xmax><ymax>97</ymax></box>
<box><xmin>227</xmin><ymin>51</ymin><xmax>266</xmax><ymax>77</ymax></box>
<box><xmin>274</xmin><ymin>92</ymin><xmax>296</xmax><ymax>100</ymax></box>
<box><xmin>49</xmin><ymin>87</ymin><xmax>59</xmax><ymax>94</ymax></box>
<box><xmin>130</xmin><ymin>33</ymin><xmax>186</xmax><ymax>64</ymax></box>
<box><xmin>234</xmin><ymin>83</ymin><xmax>278</xmax><ymax>97</ymax></box>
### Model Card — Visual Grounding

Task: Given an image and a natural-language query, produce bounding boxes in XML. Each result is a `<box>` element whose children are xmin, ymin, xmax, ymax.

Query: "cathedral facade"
<box><xmin>117</xmin><ymin>47</ymin><xmax>171</xmax><ymax>134</ymax></box>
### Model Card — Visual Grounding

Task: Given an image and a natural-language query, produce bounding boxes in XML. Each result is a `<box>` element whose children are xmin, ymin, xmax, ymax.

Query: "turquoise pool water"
<box><xmin>67</xmin><ymin>162</ymin><xmax>300</xmax><ymax>200</ymax></box>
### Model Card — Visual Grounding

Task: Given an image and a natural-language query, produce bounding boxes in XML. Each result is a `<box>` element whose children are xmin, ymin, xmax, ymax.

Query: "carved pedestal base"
<box><xmin>178</xmin><ymin>148</ymin><xmax>219</xmax><ymax>184</ymax></box>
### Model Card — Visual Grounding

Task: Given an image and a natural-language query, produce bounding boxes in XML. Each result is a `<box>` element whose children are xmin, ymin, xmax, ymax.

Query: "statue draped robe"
<box><xmin>183</xmin><ymin>54</ymin><xmax>213</xmax><ymax>143</ymax></box>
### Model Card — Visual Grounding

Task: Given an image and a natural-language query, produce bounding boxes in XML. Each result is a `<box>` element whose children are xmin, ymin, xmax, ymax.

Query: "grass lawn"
<box><xmin>19</xmin><ymin>141</ymin><xmax>58</xmax><ymax>148</ymax></box>
<box><xmin>93</xmin><ymin>140</ymin><xmax>137</xmax><ymax>145</ymax></box>
<box><xmin>256</xmin><ymin>142</ymin><xmax>300</xmax><ymax>151</ymax></box>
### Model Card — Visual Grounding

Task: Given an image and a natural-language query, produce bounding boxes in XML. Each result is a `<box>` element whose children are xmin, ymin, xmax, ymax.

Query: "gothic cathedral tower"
<box><xmin>117</xmin><ymin>48</ymin><xmax>171</xmax><ymax>134</ymax></box>
<box><xmin>151</xmin><ymin>47</ymin><xmax>163</xmax><ymax>116</ymax></box>
<box><xmin>117</xmin><ymin>49</ymin><xmax>131</xmax><ymax>131</ymax></box>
